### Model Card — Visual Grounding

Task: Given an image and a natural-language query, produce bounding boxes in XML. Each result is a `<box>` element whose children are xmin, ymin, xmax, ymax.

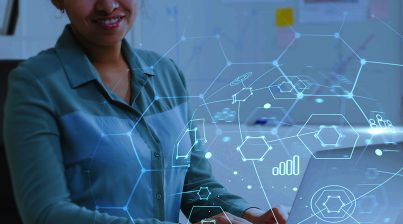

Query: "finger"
<box><xmin>270</xmin><ymin>208</ymin><xmax>286</xmax><ymax>224</ymax></box>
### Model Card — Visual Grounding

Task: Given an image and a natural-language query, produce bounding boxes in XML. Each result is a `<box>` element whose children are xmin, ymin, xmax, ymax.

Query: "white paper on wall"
<box><xmin>299</xmin><ymin>0</ymin><xmax>369</xmax><ymax>23</ymax></box>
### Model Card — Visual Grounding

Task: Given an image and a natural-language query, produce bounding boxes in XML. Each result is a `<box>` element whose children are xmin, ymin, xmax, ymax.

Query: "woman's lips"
<box><xmin>94</xmin><ymin>16</ymin><xmax>125</xmax><ymax>30</ymax></box>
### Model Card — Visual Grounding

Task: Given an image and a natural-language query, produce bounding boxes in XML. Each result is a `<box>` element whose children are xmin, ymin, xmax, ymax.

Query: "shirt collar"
<box><xmin>54</xmin><ymin>25</ymin><xmax>155</xmax><ymax>89</ymax></box>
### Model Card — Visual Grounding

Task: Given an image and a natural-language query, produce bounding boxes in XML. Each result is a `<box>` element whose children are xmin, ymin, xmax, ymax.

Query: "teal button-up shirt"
<box><xmin>4</xmin><ymin>26</ymin><xmax>251</xmax><ymax>224</ymax></box>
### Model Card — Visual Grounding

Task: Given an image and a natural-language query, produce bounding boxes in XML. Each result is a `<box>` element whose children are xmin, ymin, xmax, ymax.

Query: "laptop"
<box><xmin>287</xmin><ymin>142</ymin><xmax>403</xmax><ymax>223</ymax></box>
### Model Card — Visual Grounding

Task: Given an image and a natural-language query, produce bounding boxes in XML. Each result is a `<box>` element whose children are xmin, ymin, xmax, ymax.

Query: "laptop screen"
<box><xmin>287</xmin><ymin>142</ymin><xmax>403</xmax><ymax>223</ymax></box>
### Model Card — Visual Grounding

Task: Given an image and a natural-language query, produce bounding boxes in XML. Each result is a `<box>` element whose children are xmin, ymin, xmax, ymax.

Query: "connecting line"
<box><xmin>251</xmin><ymin>161</ymin><xmax>280</xmax><ymax>224</ymax></box>
<box><xmin>237</xmin><ymin>101</ymin><xmax>244</xmax><ymax>142</ymax></box>
<box><xmin>231</xmin><ymin>62</ymin><xmax>273</xmax><ymax>65</ymax></box>
<box><xmin>296</xmin><ymin>169</ymin><xmax>403</xmax><ymax>223</ymax></box>
<box><xmin>339</xmin><ymin>37</ymin><xmax>362</xmax><ymax>60</ymax></box>
<box><xmin>372</xmin><ymin>14</ymin><xmax>403</xmax><ymax>39</ymax></box>
<box><xmin>338</xmin><ymin>12</ymin><xmax>347</xmax><ymax>33</ymax></box>
<box><xmin>205</xmin><ymin>84</ymin><xmax>230</xmax><ymax>100</ymax></box>
<box><xmin>202</xmin><ymin>96</ymin><xmax>219</xmax><ymax>129</ymax></box>
<box><xmin>158</xmin><ymin>95</ymin><xmax>202</xmax><ymax>100</ymax></box>
<box><xmin>353</xmin><ymin>95</ymin><xmax>377</xmax><ymax>101</ymax></box>
<box><xmin>185</xmin><ymin>35</ymin><xmax>217</xmax><ymax>40</ymax></box>
<box><xmin>154</xmin><ymin>40</ymin><xmax>184</xmax><ymax>66</ymax></box>
<box><xmin>266</xmin><ymin>131</ymin><xmax>318</xmax><ymax>143</ymax></box>
<box><xmin>96</xmin><ymin>206</ymin><xmax>126</xmax><ymax>210</ymax></box>
<box><xmin>350</xmin><ymin>168</ymin><xmax>403</xmax><ymax>206</ymax></box>
<box><xmin>275</xmin><ymin>98</ymin><xmax>299</xmax><ymax>130</ymax></box>
<box><xmin>203</xmin><ymin>64</ymin><xmax>230</xmax><ymax>96</ymax></box>
<box><xmin>296</xmin><ymin>213</ymin><xmax>316</xmax><ymax>224</ymax></box>
<box><xmin>302</xmin><ymin>94</ymin><xmax>348</xmax><ymax>97</ymax></box>
<box><xmin>130</xmin><ymin>99</ymin><xmax>156</xmax><ymax>130</ymax></box>
<box><xmin>127</xmin><ymin>211</ymin><xmax>135</xmax><ymax>224</ymax></box>
<box><xmin>276</xmin><ymin>38</ymin><xmax>297</xmax><ymax>61</ymax></box>
<box><xmin>217</xmin><ymin>38</ymin><xmax>230</xmax><ymax>63</ymax></box>
<box><xmin>248</xmin><ymin>66</ymin><xmax>277</xmax><ymax>87</ymax></box>
<box><xmin>377</xmin><ymin>170</ymin><xmax>403</xmax><ymax>177</ymax></box>
<box><xmin>354</xmin><ymin>137</ymin><xmax>374</xmax><ymax>166</ymax></box>
<box><xmin>351</xmin><ymin>63</ymin><xmax>364</xmax><ymax>94</ymax></box>
<box><xmin>300</xmin><ymin>34</ymin><xmax>334</xmax><ymax>37</ymax></box>
<box><xmin>366</xmin><ymin>60</ymin><xmax>403</xmax><ymax>67</ymax></box>
<box><xmin>276</xmin><ymin>133</ymin><xmax>291</xmax><ymax>158</ymax></box>
<box><xmin>340</xmin><ymin>208</ymin><xmax>361</xmax><ymax>224</ymax></box>
<box><xmin>297</xmin><ymin>204</ymin><xmax>344</xmax><ymax>224</ymax></box>
<box><xmin>276</xmin><ymin>66</ymin><xmax>300</xmax><ymax>94</ymax></box>
<box><xmin>351</xmin><ymin>97</ymin><xmax>369</xmax><ymax>121</ymax></box>
<box><xmin>252</xmin><ymin>87</ymin><xmax>270</xmax><ymax>92</ymax></box>
<box><xmin>171</xmin><ymin>190</ymin><xmax>200</xmax><ymax>196</ymax></box>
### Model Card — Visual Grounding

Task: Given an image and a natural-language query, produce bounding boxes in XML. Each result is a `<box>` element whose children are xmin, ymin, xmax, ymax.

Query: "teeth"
<box><xmin>98</xmin><ymin>17</ymin><xmax>120</xmax><ymax>25</ymax></box>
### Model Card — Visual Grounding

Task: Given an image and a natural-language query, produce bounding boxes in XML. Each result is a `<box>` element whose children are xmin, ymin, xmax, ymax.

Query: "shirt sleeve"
<box><xmin>3</xmin><ymin>66</ymin><xmax>176</xmax><ymax>224</ymax></box>
<box><xmin>171</xmin><ymin>61</ymin><xmax>253</xmax><ymax>222</ymax></box>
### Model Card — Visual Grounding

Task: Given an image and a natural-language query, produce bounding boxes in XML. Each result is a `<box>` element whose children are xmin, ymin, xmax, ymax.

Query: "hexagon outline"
<box><xmin>278</xmin><ymin>81</ymin><xmax>294</xmax><ymax>93</ymax></box>
<box><xmin>275</xmin><ymin>35</ymin><xmax>362</xmax><ymax>97</ymax></box>
<box><xmin>186</xmin><ymin>206</ymin><xmax>230</xmax><ymax>224</ymax></box>
<box><xmin>315</xmin><ymin>190</ymin><xmax>353</xmax><ymax>219</ymax></box>
<box><xmin>311</xmin><ymin>185</ymin><xmax>357</xmax><ymax>223</ymax></box>
<box><xmin>197</xmin><ymin>187</ymin><xmax>212</xmax><ymax>201</ymax></box>
<box><xmin>297</xmin><ymin>114</ymin><xmax>360</xmax><ymax>160</ymax></box>
<box><xmin>268</xmin><ymin>76</ymin><xmax>303</xmax><ymax>100</ymax></box>
<box><xmin>232</xmin><ymin>88</ymin><xmax>253</xmax><ymax>104</ymax></box>
<box><xmin>236</xmin><ymin>136</ymin><xmax>272</xmax><ymax>161</ymax></box>
<box><xmin>314</xmin><ymin>125</ymin><xmax>343</xmax><ymax>147</ymax></box>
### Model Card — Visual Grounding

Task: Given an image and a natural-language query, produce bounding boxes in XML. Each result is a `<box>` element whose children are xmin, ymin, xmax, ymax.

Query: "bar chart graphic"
<box><xmin>272</xmin><ymin>155</ymin><xmax>300</xmax><ymax>176</ymax></box>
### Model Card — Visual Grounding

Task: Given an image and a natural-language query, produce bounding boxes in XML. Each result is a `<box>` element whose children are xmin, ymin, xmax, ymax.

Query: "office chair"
<box><xmin>0</xmin><ymin>60</ymin><xmax>23</xmax><ymax>223</ymax></box>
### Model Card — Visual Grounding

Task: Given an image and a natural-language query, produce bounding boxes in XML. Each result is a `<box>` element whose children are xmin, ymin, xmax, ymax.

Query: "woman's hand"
<box><xmin>243</xmin><ymin>208</ymin><xmax>286</xmax><ymax>224</ymax></box>
<box><xmin>193</xmin><ymin>212</ymin><xmax>252</xmax><ymax>224</ymax></box>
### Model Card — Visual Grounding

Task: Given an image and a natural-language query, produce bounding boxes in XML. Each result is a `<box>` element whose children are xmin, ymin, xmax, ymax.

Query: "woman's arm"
<box><xmin>3</xmin><ymin>66</ymin><xmax>173</xmax><ymax>224</ymax></box>
<box><xmin>168</xmin><ymin>60</ymin><xmax>253</xmax><ymax>222</ymax></box>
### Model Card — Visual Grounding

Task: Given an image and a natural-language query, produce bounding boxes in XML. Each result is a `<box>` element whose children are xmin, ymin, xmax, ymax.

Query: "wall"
<box><xmin>134</xmin><ymin>0</ymin><xmax>402</xmax><ymax>125</ymax></box>
<box><xmin>0</xmin><ymin>0</ymin><xmax>401</xmax><ymax>125</ymax></box>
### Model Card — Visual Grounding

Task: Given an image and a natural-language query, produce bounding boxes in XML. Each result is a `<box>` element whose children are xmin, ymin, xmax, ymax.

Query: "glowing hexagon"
<box><xmin>311</xmin><ymin>185</ymin><xmax>356</xmax><ymax>223</ymax></box>
<box><xmin>197</xmin><ymin>187</ymin><xmax>212</xmax><ymax>200</ymax></box>
<box><xmin>323</xmin><ymin>196</ymin><xmax>346</xmax><ymax>214</ymax></box>
<box><xmin>315</xmin><ymin>190</ymin><xmax>353</xmax><ymax>219</ymax></box>
<box><xmin>314</xmin><ymin>125</ymin><xmax>343</xmax><ymax>147</ymax></box>
<box><xmin>186</xmin><ymin>206</ymin><xmax>230</xmax><ymax>224</ymax></box>
<box><xmin>269</xmin><ymin>76</ymin><xmax>303</xmax><ymax>100</ymax></box>
<box><xmin>232</xmin><ymin>88</ymin><xmax>253</xmax><ymax>104</ymax></box>
<box><xmin>278</xmin><ymin>81</ymin><xmax>294</xmax><ymax>92</ymax></box>
<box><xmin>297</xmin><ymin>114</ymin><xmax>359</xmax><ymax>159</ymax></box>
<box><xmin>236</xmin><ymin>136</ymin><xmax>272</xmax><ymax>161</ymax></box>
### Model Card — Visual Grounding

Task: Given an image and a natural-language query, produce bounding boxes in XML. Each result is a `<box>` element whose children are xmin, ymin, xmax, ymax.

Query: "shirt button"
<box><xmin>156</xmin><ymin>193</ymin><xmax>162</xmax><ymax>200</ymax></box>
<box><xmin>154</xmin><ymin>152</ymin><xmax>160</xmax><ymax>158</ymax></box>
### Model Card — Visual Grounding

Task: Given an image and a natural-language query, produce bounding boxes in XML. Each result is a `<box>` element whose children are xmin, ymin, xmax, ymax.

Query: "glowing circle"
<box><xmin>375</xmin><ymin>149</ymin><xmax>383</xmax><ymax>157</ymax></box>
<box><xmin>293</xmin><ymin>187</ymin><xmax>298</xmax><ymax>192</ymax></box>
<box><xmin>264</xmin><ymin>103</ymin><xmax>272</xmax><ymax>109</ymax></box>
<box><xmin>233</xmin><ymin>171</ymin><xmax>238</xmax><ymax>175</ymax></box>
<box><xmin>315</xmin><ymin>98</ymin><xmax>324</xmax><ymax>104</ymax></box>
<box><xmin>205</xmin><ymin>152</ymin><xmax>213</xmax><ymax>159</ymax></box>
<box><xmin>247</xmin><ymin>185</ymin><xmax>252</xmax><ymax>189</ymax></box>
<box><xmin>222</xmin><ymin>136</ymin><xmax>231</xmax><ymax>142</ymax></box>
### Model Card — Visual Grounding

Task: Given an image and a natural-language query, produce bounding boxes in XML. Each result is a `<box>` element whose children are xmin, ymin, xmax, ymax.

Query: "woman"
<box><xmin>4</xmin><ymin>0</ymin><xmax>285</xmax><ymax>223</ymax></box>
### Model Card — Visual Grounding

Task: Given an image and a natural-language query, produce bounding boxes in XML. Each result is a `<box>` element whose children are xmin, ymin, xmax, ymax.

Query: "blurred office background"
<box><xmin>1</xmin><ymin>0</ymin><xmax>402</xmax><ymax>222</ymax></box>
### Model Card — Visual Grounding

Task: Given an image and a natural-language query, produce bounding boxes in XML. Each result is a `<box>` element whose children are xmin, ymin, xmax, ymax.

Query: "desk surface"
<box><xmin>203</xmin><ymin>124</ymin><xmax>403</xmax><ymax>211</ymax></box>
